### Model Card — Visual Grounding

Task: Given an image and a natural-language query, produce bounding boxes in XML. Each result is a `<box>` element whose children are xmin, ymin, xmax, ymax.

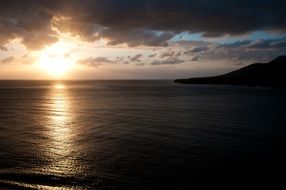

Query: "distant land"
<box><xmin>175</xmin><ymin>56</ymin><xmax>286</xmax><ymax>89</ymax></box>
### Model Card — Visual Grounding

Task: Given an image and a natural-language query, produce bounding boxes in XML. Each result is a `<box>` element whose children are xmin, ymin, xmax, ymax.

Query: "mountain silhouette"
<box><xmin>175</xmin><ymin>56</ymin><xmax>286</xmax><ymax>89</ymax></box>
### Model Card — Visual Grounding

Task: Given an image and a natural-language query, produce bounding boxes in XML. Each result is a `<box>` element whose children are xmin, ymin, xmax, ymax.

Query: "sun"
<box><xmin>38</xmin><ymin>54</ymin><xmax>73</xmax><ymax>75</ymax></box>
<box><xmin>37</xmin><ymin>41</ymin><xmax>75</xmax><ymax>76</ymax></box>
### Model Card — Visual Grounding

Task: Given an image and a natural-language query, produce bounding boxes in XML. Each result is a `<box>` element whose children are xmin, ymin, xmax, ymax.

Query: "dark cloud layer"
<box><xmin>69</xmin><ymin>0</ymin><xmax>286</xmax><ymax>36</ymax></box>
<box><xmin>0</xmin><ymin>0</ymin><xmax>61</xmax><ymax>49</ymax></box>
<box><xmin>1</xmin><ymin>0</ymin><xmax>286</xmax><ymax>49</ymax></box>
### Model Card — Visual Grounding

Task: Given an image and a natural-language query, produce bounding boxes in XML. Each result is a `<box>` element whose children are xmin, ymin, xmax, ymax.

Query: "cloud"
<box><xmin>174</xmin><ymin>40</ymin><xmax>212</xmax><ymax>49</ymax></box>
<box><xmin>178</xmin><ymin>37</ymin><xmax>286</xmax><ymax>65</ymax></box>
<box><xmin>191</xmin><ymin>55</ymin><xmax>200</xmax><ymax>61</ymax></box>
<box><xmin>104</xmin><ymin>29</ymin><xmax>174</xmax><ymax>47</ymax></box>
<box><xmin>247</xmin><ymin>39</ymin><xmax>286</xmax><ymax>49</ymax></box>
<box><xmin>1</xmin><ymin>56</ymin><xmax>15</xmax><ymax>64</ymax></box>
<box><xmin>184</xmin><ymin>46</ymin><xmax>209</xmax><ymax>55</ymax></box>
<box><xmin>148</xmin><ymin>53</ymin><xmax>157</xmax><ymax>58</ymax></box>
<box><xmin>129</xmin><ymin>54</ymin><xmax>143</xmax><ymax>62</ymax></box>
<box><xmin>0</xmin><ymin>1</ymin><xmax>61</xmax><ymax>50</ymax></box>
<box><xmin>160</xmin><ymin>50</ymin><xmax>176</xmax><ymax>58</ymax></box>
<box><xmin>151</xmin><ymin>57</ymin><xmax>185</xmax><ymax>65</ymax></box>
<box><xmin>77</xmin><ymin>56</ymin><xmax>113</xmax><ymax>67</ymax></box>
<box><xmin>218</xmin><ymin>40</ymin><xmax>252</xmax><ymax>48</ymax></box>
<box><xmin>1</xmin><ymin>0</ymin><xmax>286</xmax><ymax>49</ymax></box>
<box><xmin>71</xmin><ymin>0</ymin><xmax>286</xmax><ymax>36</ymax></box>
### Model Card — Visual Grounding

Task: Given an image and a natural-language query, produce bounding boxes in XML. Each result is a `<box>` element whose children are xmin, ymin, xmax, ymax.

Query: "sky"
<box><xmin>0</xmin><ymin>0</ymin><xmax>286</xmax><ymax>80</ymax></box>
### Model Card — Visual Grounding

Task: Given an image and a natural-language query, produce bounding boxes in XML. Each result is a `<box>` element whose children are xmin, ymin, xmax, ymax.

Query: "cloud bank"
<box><xmin>1</xmin><ymin>0</ymin><xmax>286</xmax><ymax>50</ymax></box>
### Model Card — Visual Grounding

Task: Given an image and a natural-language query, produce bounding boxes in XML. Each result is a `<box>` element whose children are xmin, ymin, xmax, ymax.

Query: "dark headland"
<box><xmin>175</xmin><ymin>56</ymin><xmax>286</xmax><ymax>89</ymax></box>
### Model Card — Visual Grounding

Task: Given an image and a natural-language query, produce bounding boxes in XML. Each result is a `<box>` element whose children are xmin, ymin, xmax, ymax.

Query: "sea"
<box><xmin>0</xmin><ymin>80</ymin><xmax>285</xmax><ymax>189</ymax></box>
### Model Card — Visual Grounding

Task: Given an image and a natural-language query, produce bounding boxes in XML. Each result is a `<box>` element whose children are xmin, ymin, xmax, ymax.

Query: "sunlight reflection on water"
<box><xmin>43</xmin><ymin>83</ymin><xmax>82</xmax><ymax>176</ymax></box>
<box><xmin>54</xmin><ymin>83</ymin><xmax>66</xmax><ymax>90</ymax></box>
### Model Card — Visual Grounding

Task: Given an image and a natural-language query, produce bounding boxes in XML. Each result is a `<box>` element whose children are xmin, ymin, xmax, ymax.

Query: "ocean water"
<box><xmin>0</xmin><ymin>80</ymin><xmax>285</xmax><ymax>189</ymax></box>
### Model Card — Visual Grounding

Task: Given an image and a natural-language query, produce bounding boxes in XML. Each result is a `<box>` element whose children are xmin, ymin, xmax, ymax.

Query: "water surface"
<box><xmin>0</xmin><ymin>81</ymin><xmax>285</xmax><ymax>189</ymax></box>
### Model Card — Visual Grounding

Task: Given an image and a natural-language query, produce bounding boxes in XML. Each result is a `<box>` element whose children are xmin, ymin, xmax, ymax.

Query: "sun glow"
<box><xmin>37</xmin><ymin>41</ymin><xmax>75</xmax><ymax>76</ymax></box>
<box><xmin>54</xmin><ymin>83</ymin><xmax>65</xmax><ymax>89</ymax></box>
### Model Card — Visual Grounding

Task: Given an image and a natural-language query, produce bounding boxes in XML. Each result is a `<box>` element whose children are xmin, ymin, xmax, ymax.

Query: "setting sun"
<box><xmin>38</xmin><ymin>54</ymin><xmax>73</xmax><ymax>75</ymax></box>
<box><xmin>37</xmin><ymin>41</ymin><xmax>75</xmax><ymax>76</ymax></box>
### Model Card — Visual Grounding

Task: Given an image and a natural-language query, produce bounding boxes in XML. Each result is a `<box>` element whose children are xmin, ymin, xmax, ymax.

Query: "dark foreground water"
<box><xmin>0</xmin><ymin>80</ymin><xmax>285</xmax><ymax>189</ymax></box>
